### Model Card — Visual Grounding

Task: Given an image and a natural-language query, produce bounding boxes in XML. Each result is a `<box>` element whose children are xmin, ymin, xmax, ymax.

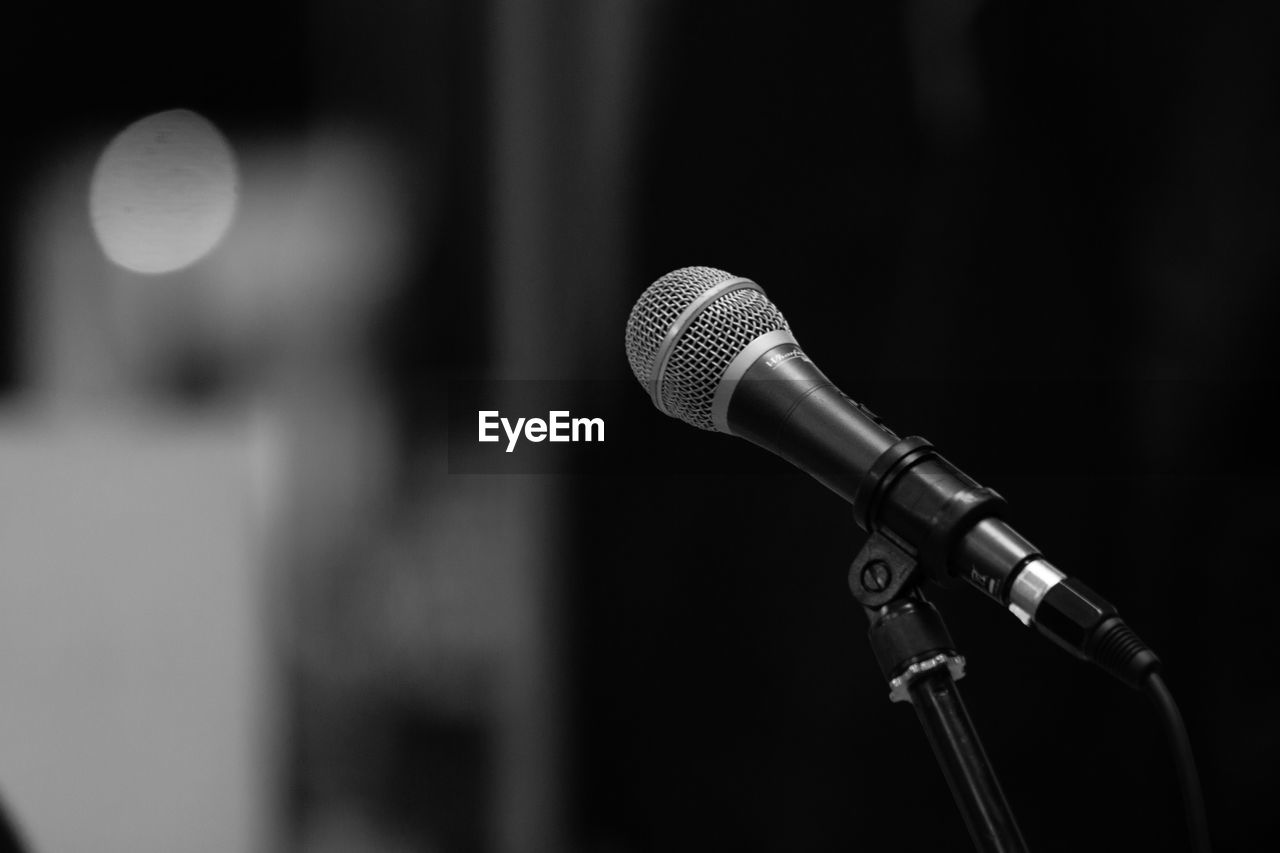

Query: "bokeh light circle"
<box><xmin>89</xmin><ymin>109</ymin><xmax>238</xmax><ymax>274</ymax></box>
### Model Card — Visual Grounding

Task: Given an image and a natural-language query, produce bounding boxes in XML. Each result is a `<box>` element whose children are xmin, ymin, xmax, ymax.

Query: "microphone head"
<box><xmin>625</xmin><ymin>266</ymin><xmax>791</xmax><ymax>431</ymax></box>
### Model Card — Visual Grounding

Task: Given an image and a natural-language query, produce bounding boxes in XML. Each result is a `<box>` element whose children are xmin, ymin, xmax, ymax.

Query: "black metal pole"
<box><xmin>907</xmin><ymin>666</ymin><xmax>1027</xmax><ymax>853</ymax></box>
<box><xmin>851</xmin><ymin>536</ymin><xmax>1028</xmax><ymax>853</ymax></box>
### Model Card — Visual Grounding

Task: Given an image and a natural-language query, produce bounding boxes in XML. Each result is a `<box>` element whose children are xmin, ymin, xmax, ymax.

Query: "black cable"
<box><xmin>1144</xmin><ymin>672</ymin><xmax>1211</xmax><ymax>853</ymax></box>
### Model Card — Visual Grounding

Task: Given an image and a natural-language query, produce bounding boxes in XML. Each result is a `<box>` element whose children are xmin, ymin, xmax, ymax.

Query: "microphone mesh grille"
<box><xmin>624</xmin><ymin>266</ymin><xmax>738</xmax><ymax>389</ymax></box>
<box><xmin>625</xmin><ymin>266</ymin><xmax>790</xmax><ymax>432</ymax></box>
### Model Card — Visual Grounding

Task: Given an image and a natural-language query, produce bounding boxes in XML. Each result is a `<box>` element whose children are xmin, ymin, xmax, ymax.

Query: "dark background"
<box><xmin>577</xmin><ymin>5</ymin><xmax>1280</xmax><ymax>851</ymax></box>
<box><xmin>4</xmin><ymin>2</ymin><xmax>1279</xmax><ymax>852</ymax></box>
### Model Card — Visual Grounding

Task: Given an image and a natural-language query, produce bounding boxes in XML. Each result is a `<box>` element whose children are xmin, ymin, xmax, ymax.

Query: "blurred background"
<box><xmin>1</xmin><ymin>1</ymin><xmax>1278</xmax><ymax>851</ymax></box>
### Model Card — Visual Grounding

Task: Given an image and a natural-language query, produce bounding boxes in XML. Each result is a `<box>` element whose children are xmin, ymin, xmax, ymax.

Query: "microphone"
<box><xmin>625</xmin><ymin>266</ymin><xmax>1160</xmax><ymax>687</ymax></box>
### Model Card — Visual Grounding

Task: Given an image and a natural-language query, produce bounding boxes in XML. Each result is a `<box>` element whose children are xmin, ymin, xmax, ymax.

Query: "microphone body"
<box><xmin>724</xmin><ymin>334</ymin><xmax>896</xmax><ymax>502</ymax></box>
<box><xmin>626</xmin><ymin>267</ymin><xmax>1158</xmax><ymax>685</ymax></box>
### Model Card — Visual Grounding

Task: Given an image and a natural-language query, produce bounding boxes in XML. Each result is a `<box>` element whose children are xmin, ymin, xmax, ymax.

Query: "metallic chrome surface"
<box><xmin>1007</xmin><ymin>559</ymin><xmax>1066</xmax><ymax>626</ymax></box>
<box><xmin>709</xmin><ymin>329</ymin><xmax>798</xmax><ymax>433</ymax></box>
<box><xmin>887</xmin><ymin>652</ymin><xmax>967</xmax><ymax>704</ymax></box>
<box><xmin>649</xmin><ymin>277</ymin><xmax>758</xmax><ymax>406</ymax></box>
<box><xmin>625</xmin><ymin>266</ymin><xmax>791</xmax><ymax>431</ymax></box>
<box><xmin>624</xmin><ymin>266</ymin><xmax>737</xmax><ymax>390</ymax></box>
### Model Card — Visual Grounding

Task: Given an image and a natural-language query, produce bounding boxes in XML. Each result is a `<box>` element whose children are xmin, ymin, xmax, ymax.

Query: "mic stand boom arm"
<box><xmin>850</xmin><ymin>531</ymin><xmax>1029</xmax><ymax>853</ymax></box>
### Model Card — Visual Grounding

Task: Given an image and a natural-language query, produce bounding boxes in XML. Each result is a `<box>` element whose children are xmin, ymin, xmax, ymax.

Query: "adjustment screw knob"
<box><xmin>861</xmin><ymin>560</ymin><xmax>891</xmax><ymax>592</ymax></box>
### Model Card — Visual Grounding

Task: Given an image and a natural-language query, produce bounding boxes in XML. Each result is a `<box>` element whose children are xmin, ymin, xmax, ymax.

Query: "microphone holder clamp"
<box><xmin>849</xmin><ymin>532</ymin><xmax>1029</xmax><ymax>853</ymax></box>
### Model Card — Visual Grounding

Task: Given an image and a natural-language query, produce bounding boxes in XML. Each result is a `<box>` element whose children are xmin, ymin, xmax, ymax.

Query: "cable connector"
<box><xmin>1032</xmin><ymin>577</ymin><xmax>1160</xmax><ymax>687</ymax></box>
<box><xmin>1087</xmin><ymin>616</ymin><xmax>1161</xmax><ymax>688</ymax></box>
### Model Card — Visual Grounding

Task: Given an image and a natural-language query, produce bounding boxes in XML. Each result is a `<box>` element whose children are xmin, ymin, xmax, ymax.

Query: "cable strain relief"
<box><xmin>1087</xmin><ymin>617</ymin><xmax>1161</xmax><ymax>688</ymax></box>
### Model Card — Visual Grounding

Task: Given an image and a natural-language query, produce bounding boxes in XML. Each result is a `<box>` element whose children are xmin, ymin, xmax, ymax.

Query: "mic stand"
<box><xmin>850</xmin><ymin>532</ymin><xmax>1028</xmax><ymax>853</ymax></box>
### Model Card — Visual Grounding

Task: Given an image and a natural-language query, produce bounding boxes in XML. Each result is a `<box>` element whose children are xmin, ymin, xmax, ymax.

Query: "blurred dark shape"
<box><xmin>907</xmin><ymin>0</ymin><xmax>987</xmax><ymax>146</ymax></box>
<box><xmin>573</xmin><ymin>3</ymin><xmax>1280</xmax><ymax>853</ymax></box>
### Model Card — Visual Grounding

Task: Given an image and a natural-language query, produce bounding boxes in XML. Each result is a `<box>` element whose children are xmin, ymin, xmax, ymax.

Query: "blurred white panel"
<box><xmin>0</xmin><ymin>410</ymin><xmax>275</xmax><ymax>853</ymax></box>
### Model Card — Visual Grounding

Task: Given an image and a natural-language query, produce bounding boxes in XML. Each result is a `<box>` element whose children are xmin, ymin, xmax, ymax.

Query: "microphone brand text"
<box><xmin>765</xmin><ymin>348</ymin><xmax>811</xmax><ymax>369</ymax></box>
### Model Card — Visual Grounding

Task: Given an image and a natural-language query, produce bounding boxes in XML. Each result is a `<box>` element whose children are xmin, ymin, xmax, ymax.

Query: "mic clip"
<box><xmin>848</xmin><ymin>529</ymin><xmax>921</xmax><ymax>611</ymax></box>
<box><xmin>850</xmin><ymin>531</ymin><xmax>968</xmax><ymax>701</ymax></box>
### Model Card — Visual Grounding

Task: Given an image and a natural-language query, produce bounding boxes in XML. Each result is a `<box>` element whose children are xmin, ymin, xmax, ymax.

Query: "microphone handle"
<box><xmin>726</xmin><ymin>343</ymin><xmax>1005</xmax><ymax>587</ymax></box>
<box><xmin>725</xmin><ymin>342</ymin><xmax>897</xmax><ymax>505</ymax></box>
<box><xmin>724</xmin><ymin>342</ymin><xmax>1160</xmax><ymax>684</ymax></box>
